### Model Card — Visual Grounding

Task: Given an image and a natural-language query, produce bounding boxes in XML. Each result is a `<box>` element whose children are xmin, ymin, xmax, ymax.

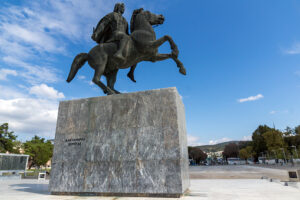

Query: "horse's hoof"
<box><xmin>179</xmin><ymin>67</ymin><xmax>186</xmax><ymax>75</ymax></box>
<box><xmin>113</xmin><ymin>89</ymin><xmax>121</xmax><ymax>94</ymax></box>
<box><xmin>127</xmin><ymin>73</ymin><xmax>136</xmax><ymax>83</ymax></box>
<box><xmin>106</xmin><ymin>87</ymin><xmax>116</xmax><ymax>95</ymax></box>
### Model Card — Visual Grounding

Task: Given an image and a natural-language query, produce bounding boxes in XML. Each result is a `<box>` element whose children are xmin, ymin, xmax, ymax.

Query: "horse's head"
<box><xmin>130</xmin><ymin>8</ymin><xmax>165</xmax><ymax>33</ymax></box>
<box><xmin>143</xmin><ymin>10</ymin><xmax>165</xmax><ymax>26</ymax></box>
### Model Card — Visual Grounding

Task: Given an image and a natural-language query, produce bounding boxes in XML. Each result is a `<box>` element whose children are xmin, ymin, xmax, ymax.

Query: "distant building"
<box><xmin>227</xmin><ymin>157</ymin><xmax>246</xmax><ymax>165</ymax></box>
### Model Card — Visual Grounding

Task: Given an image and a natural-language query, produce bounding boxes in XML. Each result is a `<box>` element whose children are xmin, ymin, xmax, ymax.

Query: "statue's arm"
<box><xmin>95</xmin><ymin>14</ymin><xmax>112</xmax><ymax>35</ymax></box>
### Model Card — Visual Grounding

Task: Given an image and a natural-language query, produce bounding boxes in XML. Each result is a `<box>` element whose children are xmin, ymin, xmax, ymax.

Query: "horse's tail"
<box><xmin>66</xmin><ymin>53</ymin><xmax>88</xmax><ymax>83</ymax></box>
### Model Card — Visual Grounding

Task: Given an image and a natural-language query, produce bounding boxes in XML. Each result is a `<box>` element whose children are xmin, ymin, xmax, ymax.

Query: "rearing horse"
<box><xmin>66</xmin><ymin>8</ymin><xmax>186</xmax><ymax>95</ymax></box>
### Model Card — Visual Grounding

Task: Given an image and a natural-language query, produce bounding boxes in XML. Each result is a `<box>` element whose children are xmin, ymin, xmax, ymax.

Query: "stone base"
<box><xmin>51</xmin><ymin>191</ymin><xmax>188</xmax><ymax>198</ymax></box>
<box><xmin>49</xmin><ymin>87</ymin><xmax>190</xmax><ymax>197</ymax></box>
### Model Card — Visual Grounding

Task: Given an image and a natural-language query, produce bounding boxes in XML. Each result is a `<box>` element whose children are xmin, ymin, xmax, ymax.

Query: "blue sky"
<box><xmin>0</xmin><ymin>0</ymin><xmax>299</xmax><ymax>145</ymax></box>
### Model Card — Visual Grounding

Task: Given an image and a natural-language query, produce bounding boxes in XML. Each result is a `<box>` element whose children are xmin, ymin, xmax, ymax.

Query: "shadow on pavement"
<box><xmin>10</xmin><ymin>183</ymin><xmax>49</xmax><ymax>195</ymax></box>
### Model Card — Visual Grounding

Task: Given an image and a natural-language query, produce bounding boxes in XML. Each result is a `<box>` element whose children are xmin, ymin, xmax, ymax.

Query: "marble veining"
<box><xmin>49</xmin><ymin>88</ymin><xmax>190</xmax><ymax>196</ymax></box>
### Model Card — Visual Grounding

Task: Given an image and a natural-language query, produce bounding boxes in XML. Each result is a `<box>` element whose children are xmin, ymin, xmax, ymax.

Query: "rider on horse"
<box><xmin>67</xmin><ymin>5</ymin><xmax>185</xmax><ymax>95</ymax></box>
<box><xmin>91</xmin><ymin>3</ymin><xmax>137</xmax><ymax>82</ymax></box>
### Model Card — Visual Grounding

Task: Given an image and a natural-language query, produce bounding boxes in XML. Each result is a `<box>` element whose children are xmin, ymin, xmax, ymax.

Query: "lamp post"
<box><xmin>272</xmin><ymin>150</ymin><xmax>277</xmax><ymax>159</ymax></box>
<box><xmin>280</xmin><ymin>148</ymin><xmax>287</xmax><ymax>163</ymax></box>
<box><xmin>260</xmin><ymin>152</ymin><xmax>267</xmax><ymax>164</ymax></box>
<box><xmin>272</xmin><ymin>150</ymin><xmax>278</xmax><ymax>164</ymax></box>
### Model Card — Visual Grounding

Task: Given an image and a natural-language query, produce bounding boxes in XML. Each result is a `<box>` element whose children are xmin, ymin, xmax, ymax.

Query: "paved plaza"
<box><xmin>189</xmin><ymin>165</ymin><xmax>290</xmax><ymax>180</ymax></box>
<box><xmin>1</xmin><ymin>166</ymin><xmax>300</xmax><ymax>200</ymax></box>
<box><xmin>1</xmin><ymin>179</ymin><xmax>300</xmax><ymax>200</ymax></box>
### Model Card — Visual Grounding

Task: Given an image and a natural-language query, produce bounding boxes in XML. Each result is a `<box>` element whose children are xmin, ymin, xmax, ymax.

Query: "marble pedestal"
<box><xmin>49</xmin><ymin>87</ymin><xmax>190</xmax><ymax>197</ymax></box>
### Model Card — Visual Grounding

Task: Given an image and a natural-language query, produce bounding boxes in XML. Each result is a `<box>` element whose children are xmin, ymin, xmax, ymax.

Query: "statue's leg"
<box><xmin>171</xmin><ymin>55</ymin><xmax>186</xmax><ymax>75</ymax></box>
<box><xmin>127</xmin><ymin>64</ymin><xmax>137</xmax><ymax>82</ymax></box>
<box><xmin>148</xmin><ymin>54</ymin><xmax>186</xmax><ymax>75</ymax></box>
<box><xmin>114</xmin><ymin>34</ymin><xmax>129</xmax><ymax>61</ymax></box>
<box><xmin>92</xmin><ymin>62</ymin><xmax>115</xmax><ymax>95</ymax></box>
<box><xmin>106</xmin><ymin>70</ymin><xmax>120</xmax><ymax>94</ymax></box>
<box><xmin>163</xmin><ymin>35</ymin><xmax>179</xmax><ymax>58</ymax></box>
<box><xmin>148</xmin><ymin>54</ymin><xmax>171</xmax><ymax>62</ymax></box>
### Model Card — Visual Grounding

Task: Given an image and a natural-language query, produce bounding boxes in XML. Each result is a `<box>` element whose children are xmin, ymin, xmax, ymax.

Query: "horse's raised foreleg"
<box><xmin>147</xmin><ymin>35</ymin><xmax>179</xmax><ymax>58</ymax></box>
<box><xmin>149</xmin><ymin>53</ymin><xmax>171</xmax><ymax>62</ymax></box>
<box><xmin>148</xmin><ymin>53</ymin><xmax>186</xmax><ymax>75</ymax></box>
<box><xmin>171</xmin><ymin>55</ymin><xmax>186</xmax><ymax>75</ymax></box>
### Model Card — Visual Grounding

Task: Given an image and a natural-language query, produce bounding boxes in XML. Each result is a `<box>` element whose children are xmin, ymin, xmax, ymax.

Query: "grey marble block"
<box><xmin>49</xmin><ymin>87</ymin><xmax>190</xmax><ymax>197</ymax></box>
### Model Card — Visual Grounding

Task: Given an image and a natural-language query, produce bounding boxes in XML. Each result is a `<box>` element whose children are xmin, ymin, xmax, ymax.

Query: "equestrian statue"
<box><xmin>66</xmin><ymin>3</ymin><xmax>186</xmax><ymax>95</ymax></box>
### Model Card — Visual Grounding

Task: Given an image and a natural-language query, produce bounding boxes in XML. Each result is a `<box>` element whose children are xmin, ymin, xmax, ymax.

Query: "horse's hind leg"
<box><xmin>106</xmin><ymin>70</ymin><xmax>120</xmax><ymax>94</ymax></box>
<box><xmin>92</xmin><ymin>63</ymin><xmax>115</xmax><ymax>95</ymax></box>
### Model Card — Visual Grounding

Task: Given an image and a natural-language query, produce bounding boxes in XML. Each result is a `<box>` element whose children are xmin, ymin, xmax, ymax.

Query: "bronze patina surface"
<box><xmin>66</xmin><ymin>3</ymin><xmax>186</xmax><ymax>95</ymax></box>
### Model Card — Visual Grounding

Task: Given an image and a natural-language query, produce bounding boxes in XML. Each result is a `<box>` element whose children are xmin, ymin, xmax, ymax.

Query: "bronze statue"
<box><xmin>67</xmin><ymin>3</ymin><xmax>186</xmax><ymax>95</ymax></box>
<box><xmin>91</xmin><ymin>3</ymin><xmax>129</xmax><ymax>63</ymax></box>
<box><xmin>91</xmin><ymin>3</ymin><xmax>137</xmax><ymax>82</ymax></box>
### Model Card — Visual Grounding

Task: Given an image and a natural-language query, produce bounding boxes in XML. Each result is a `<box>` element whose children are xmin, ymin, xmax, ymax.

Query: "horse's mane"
<box><xmin>130</xmin><ymin>8</ymin><xmax>144</xmax><ymax>33</ymax></box>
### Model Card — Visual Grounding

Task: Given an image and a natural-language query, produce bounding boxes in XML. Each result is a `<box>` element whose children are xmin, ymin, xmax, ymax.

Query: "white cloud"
<box><xmin>0</xmin><ymin>68</ymin><xmax>17</xmax><ymax>80</ymax></box>
<box><xmin>187</xmin><ymin>134</ymin><xmax>204</xmax><ymax>146</ymax></box>
<box><xmin>0</xmin><ymin>85</ymin><xmax>26</xmax><ymax>99</ymax></box>
<box><xmin>238</xmin><ymin>94</ymin><xmax>264</xmax><ymax>103</ymax></box>
<box><xmin>282</xmin><ymin>110</ymin><xmax>289</xmax><ymax>114</ymax></box>
<box><xmin>78</xmin><ymin>75</ymin><xmax>86</xmax><ymax>80</ymax></box>
<box><xmin>241</xmin><ymin>135</ymin><xmax>252</xmax><ymax>141</ymax></box>
<box><xmin>0</xmin><ymin>37</ymin><xmax>34</xmax><ymax>59</ymax></box>
<box><xmin>0</xmin><ymin>98</ymin><xmax>58</xmax><ymax>138</ymax></box>
<box><xmin>3</xmin><ymin>56</ymin><xmax>59</xmax><ymax>84</ymax></box>
<box><xmin>0</xmin><ymin>84</ymin><xmax>64</xmax><ymax>139</ymax></box>
<box><xmin>284</xmin><ymin>43</ymin><xmax>300</xmax><ymax>55</ymax></box>
<box><xmin>0</xmin><ymin>0</ymin><xmax>113</xmax><ymax>53</ymax></box>
<box><xmin>29</xmin><ymin>84</ymin><xmax>65</xmax><ymax>99</ymax></box>
<box><xmin>1</xmin><ymin>23</ymin><xmax>63</xmax><ymax>53</ymax></box>
<box><xmin>0</xmin><ymin>1</ymin><xmax>115</xmax><ymax>87</ymax></box>
<box><xmin>269</xmin><ymin>110</ymin><xmax>289</xmax><ymax>115</ymax></box>
<box><xmin>209</xmin><ymin>137</ymin><xmax>231</xmax><ymax>145</ymax></box>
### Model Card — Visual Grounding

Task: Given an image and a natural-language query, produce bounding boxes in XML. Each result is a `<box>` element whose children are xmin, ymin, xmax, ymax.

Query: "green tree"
<box><xmin>238</xmin><ymin>141</ymin><xmax>252</xmax><ymax>150</ymax></box>
<box><xmin>0</xmin><ymin>123</ymin><xmax>19</xmax><ymax>153</ymax></box>
<box><xmin>283</xmin><ymin>126</ymin><xmax>294</xmax><ymax>136</ymax></box>
<box><xmin>222</xmin><ymin>143</ymin><xmax>239</xmax><ymax>159</ymax></box>
<box><xmin>239</xmin><ymin>146</ymin><xmax>253</xmax><ymax>162</ymax></box>
<box><xmin>262</xmin><ymin>129</ymin><xmax>284</xmax><ymax>152</ymax></box>
<box><xmin>262</xmin><ymin>129</ymin><xmax>289</xmax><ymax>160</ymax></box>
<box><xmin>188</xmin><ymin>147</ymin><xmax>207</xmax><ymax>164</ymax></box>
<box><xmin>23</xmin><ymin>135</ymin><xmax>53</xmax><ymax>169</ymax></box>
<box><xmin>295</xmin><ymin>125</ymin><xmax>300</xmax><ymax>135</ymax></box>
<box><xmin>284</xmin><ymin>134</ymin><xmax>300</xmax><ymax>148</ymax></box>
<box><xmin>252</xmin><ymin>125</ymin><xmax>270</xmax><ymax>161</ymax></box>
<box><xmin>12</xmin><ymin>140</ymin><xmax>23</xmax><ymax>154</ymax></box>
